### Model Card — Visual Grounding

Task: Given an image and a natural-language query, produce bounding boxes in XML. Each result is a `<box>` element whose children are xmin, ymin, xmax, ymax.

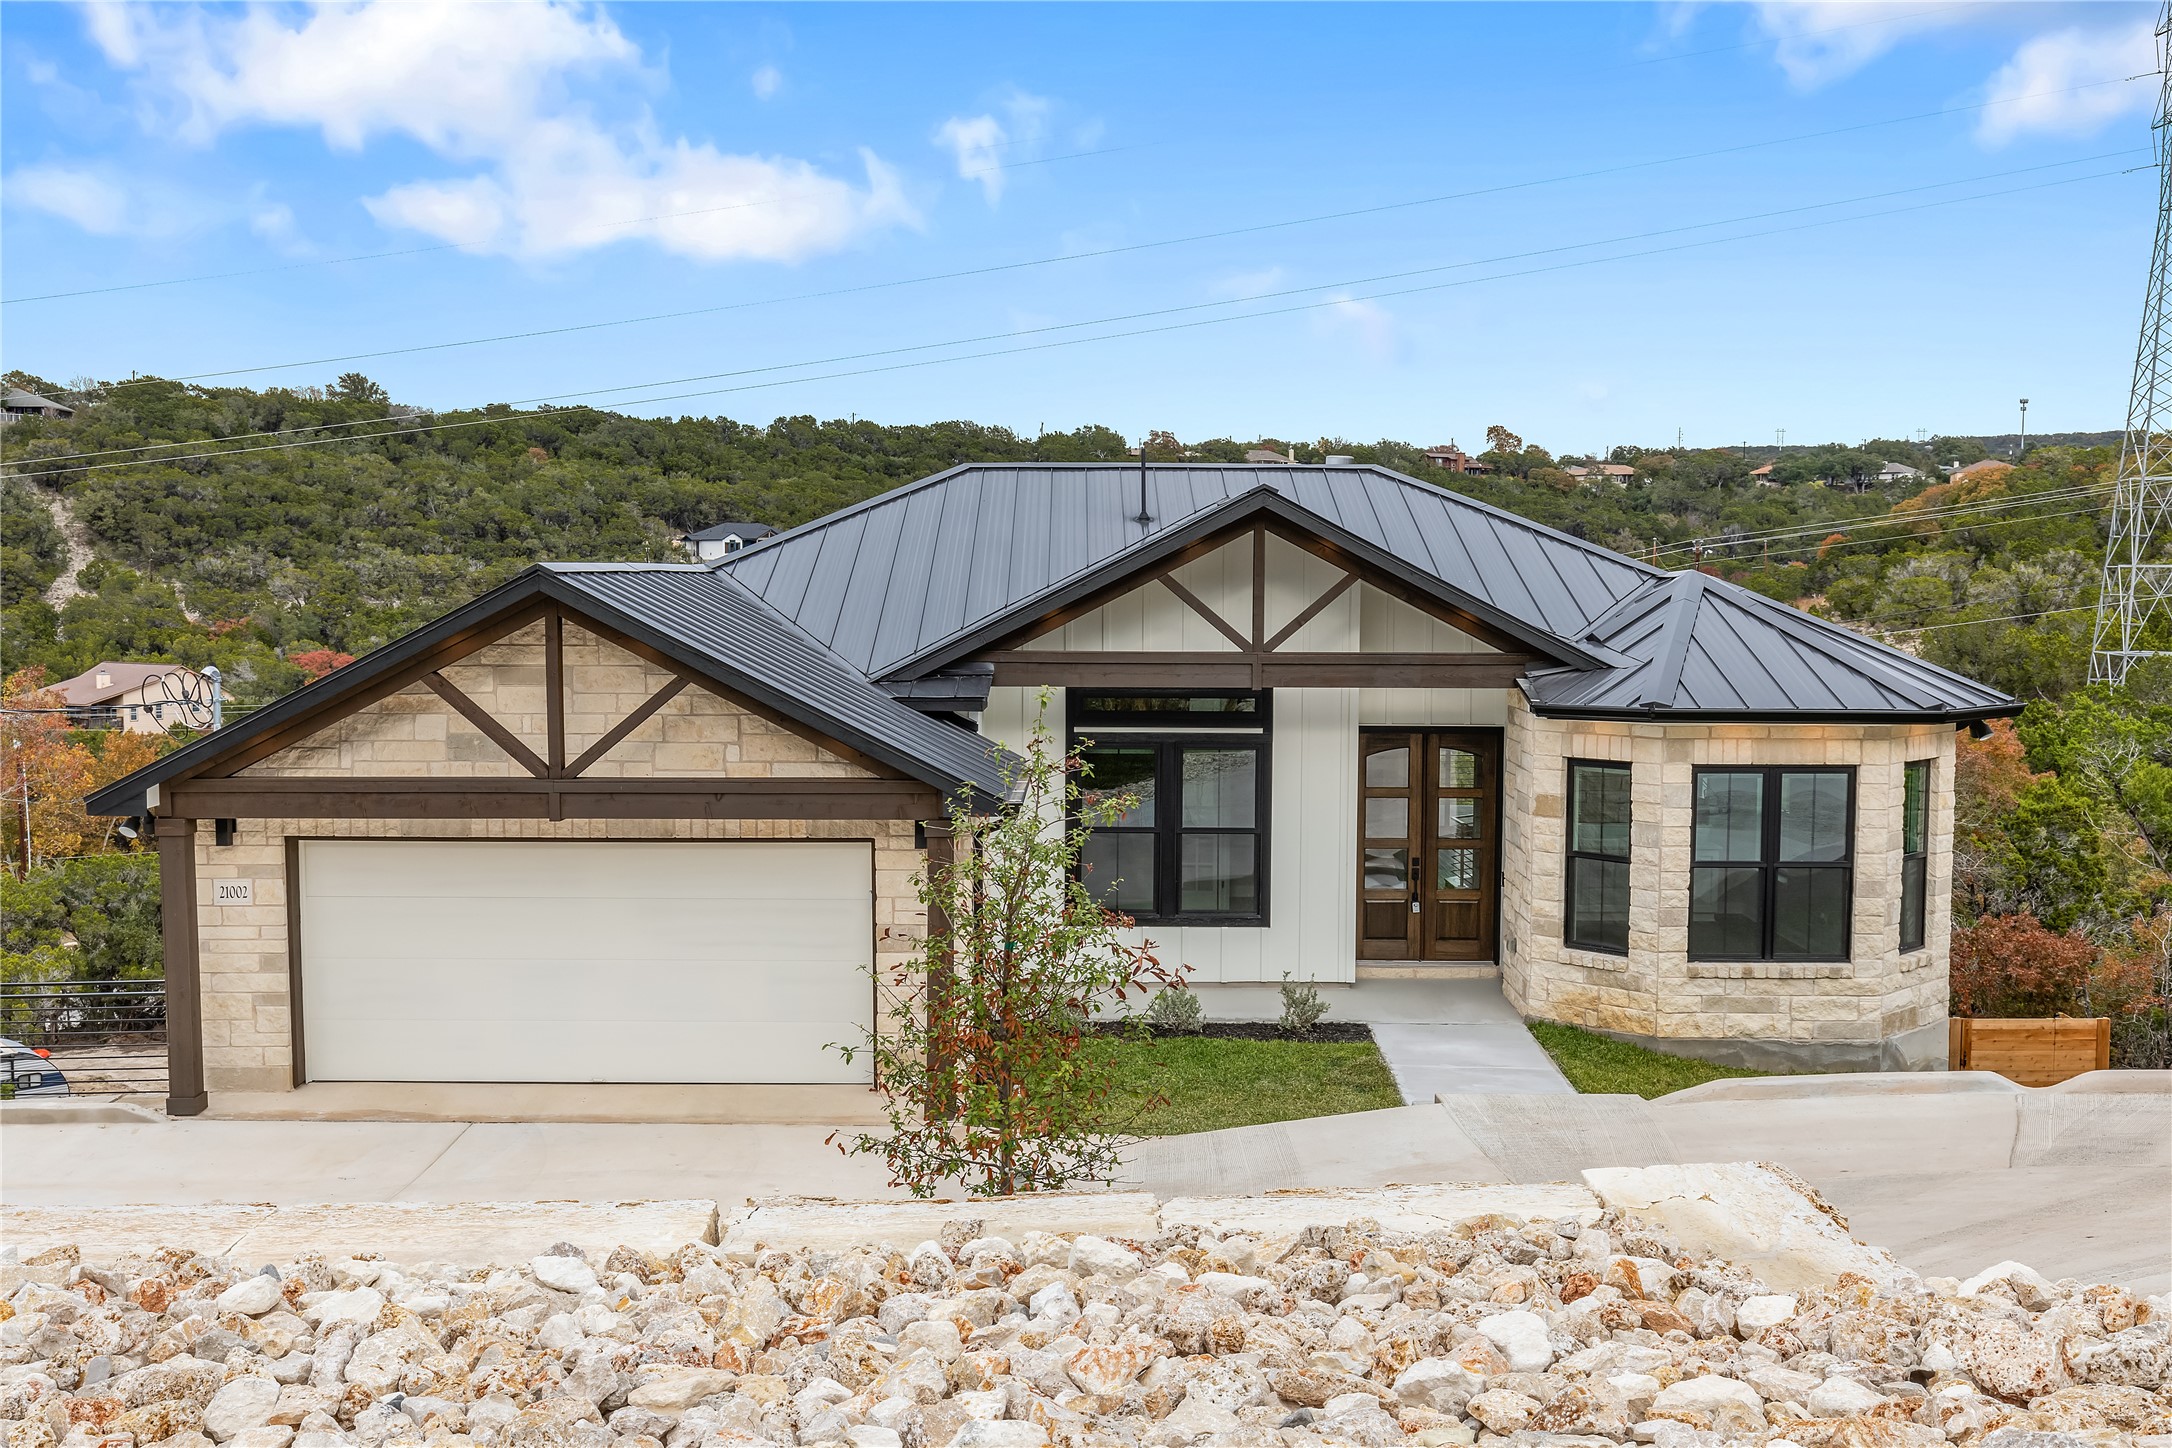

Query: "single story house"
<box><xmin>2</xmin><ymin>387</ymin><xmax>74</xmax><ymax>423</ymax></box>
<box><xmin>93</xmin><ymin>463</ymin><xmax>2014</xmax><ymax>1116</ymax></box>
<box><xmin>50</xmin><ymin>661</ymin><xmax>216</xmax><ymax>733</ymax></box>
<box><xmin>678</xmin><ymin>520</ymin><xmax>778</xmax><ymax>562</ymax></box>
<box><xmin>1876</xmin><ymin>461</ymin><xmax>1924</xmax><ymax>484</ymax></box>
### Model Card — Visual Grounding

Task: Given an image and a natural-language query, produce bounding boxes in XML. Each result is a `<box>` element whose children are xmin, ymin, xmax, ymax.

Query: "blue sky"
<box><xmin>1</xmin><ymin>1</ymin><xmax>2159</xmax><ymax>453</ymax></box>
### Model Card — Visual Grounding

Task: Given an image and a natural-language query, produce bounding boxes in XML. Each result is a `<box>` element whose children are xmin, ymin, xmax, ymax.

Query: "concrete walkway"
<box><xmin>1194</xmin><ymin>975</ymin><xmax>1573</xmax><ymax>1099</ymax></box>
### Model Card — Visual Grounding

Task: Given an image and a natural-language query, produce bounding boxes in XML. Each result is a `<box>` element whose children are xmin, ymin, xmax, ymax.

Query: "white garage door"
<box><xmin>296</xmin><ymin>840</ymin><xmax>874</xmax><ymax>1084</ymax></box>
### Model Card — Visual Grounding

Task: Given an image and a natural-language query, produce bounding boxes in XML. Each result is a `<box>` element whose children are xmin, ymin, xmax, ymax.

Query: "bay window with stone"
<box><xmin>1564</xmin><ymin>759</ymin><xmax>1632</xmax><ymax>954</ymax></box>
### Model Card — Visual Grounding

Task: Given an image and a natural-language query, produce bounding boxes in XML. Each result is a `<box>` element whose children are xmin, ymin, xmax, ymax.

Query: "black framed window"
<box><xmin>1565</xmin><ymin>760</ymin><xmax>1631</xmax><ymax>954</ymax></box>
<box><xmin>1073</xmin><ymin>693</ymin><xmax>1269</xmax><ymax>924</ymax></box>
<box><xmin>1690</xmin><ymin>766</ymin><xmax>1854</xmax><ymax>961</ymax></box>
<box><xmin>1900</xmin><ymin>760</ymin><xmax>1930</xmax><ymax>953</ymax></box>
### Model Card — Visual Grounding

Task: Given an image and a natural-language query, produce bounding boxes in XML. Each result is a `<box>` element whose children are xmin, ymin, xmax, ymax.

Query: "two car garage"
<box><xmin>292</xmin><ymin>840</ymin><xmax>876</xmax><ymax>1086</ymax></box>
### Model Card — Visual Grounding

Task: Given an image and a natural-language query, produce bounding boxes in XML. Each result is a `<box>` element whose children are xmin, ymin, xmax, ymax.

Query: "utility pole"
<box><xmin>2018</xmin><ymin>398</ymin><xmax>2030</xmax><ymax>460</ymax></box>
<box><xmin>2092</xmin><ymin>3</ymin><xmax>2172</xmax><ymax>686</ymax></box>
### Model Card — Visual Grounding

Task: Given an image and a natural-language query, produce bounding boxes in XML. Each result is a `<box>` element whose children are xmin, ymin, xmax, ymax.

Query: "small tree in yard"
<box><xmin>833</xmin><ymin>710</ymin><xmax>1186</xmax><ymax>1196</ymax></box>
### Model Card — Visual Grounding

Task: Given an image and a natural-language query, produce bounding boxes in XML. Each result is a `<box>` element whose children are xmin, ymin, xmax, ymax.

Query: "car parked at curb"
<box><xmin>0</xmin><ymin>1037</ymin><xmax>70</xmax><ymax>1097</ymax></box>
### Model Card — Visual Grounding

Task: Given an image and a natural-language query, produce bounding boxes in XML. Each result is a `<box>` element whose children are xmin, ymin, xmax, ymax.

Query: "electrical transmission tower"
<box><xmin>2090</xmin><ymin>4</ymin><xmax>2172</xmax><ymax>686</ymax></box>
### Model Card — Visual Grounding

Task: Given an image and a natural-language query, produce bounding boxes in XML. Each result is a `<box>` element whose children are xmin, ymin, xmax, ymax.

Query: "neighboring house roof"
<box><xmin>682</xmin><ymin>521</ymin><xmax>778</xmax><ymax>543</ymax></box>
<box><xmin>3</xmin><ymin>387</ymin><xmax>71</xmax><ymax>414</ymax></box>
<box><xmin>1522</xmin><ymin>570</ymin><xmax>2015</xmax><ymax>721</ymax></box>
<box><xmin>87</xmin><ymin>565</ymin><xmax>1016</xmax><ymax>818</ymax></box>
<box><xmin>1951</xmin><ymin>460</ymin><xmax>2013</xmax><ymax>482</ymax></box>
<box><xmin>1243</xmin><ymin>448</ymin><xmax>1294</xmax><ymax>464</ymax></box>
<box><xmin>720</xmin><ymin>464</ymin><xmax>1659</xmax><ymax>678</ymax></box>
<box><xmin>49</xmin><ymin>662</ymin><xmax>197</xmax><ymax>707</ymax></box>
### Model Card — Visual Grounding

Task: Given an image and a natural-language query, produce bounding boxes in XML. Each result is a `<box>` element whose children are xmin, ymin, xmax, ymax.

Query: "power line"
<box><xmin>15</xmin><ymin>163</ymin><xmax>2134</xmax><ymax>482</ymax></box>
<box><xmin>0</xmin><ymin>143</ymin><xmax>1145</xmax><ymax>307</ymax></box>
<box><xmin>59</xmin><ymin>70</ymin><xmax>2159</xmax><ymax>391</ymax></box>
<box><xmin>1652</xmin><ymin>480</ymin><xmax>2118</xmax><ymax>560</ymax></box>
<box><xmin>12</xmin><ymin>156</ymin><xmax>2140</xmax><ymax>474</ymax></box>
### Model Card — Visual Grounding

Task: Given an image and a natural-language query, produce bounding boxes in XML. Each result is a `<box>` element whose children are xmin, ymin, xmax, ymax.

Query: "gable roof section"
<box><xmin>720</xmin><ymin>463</ymin><xmax>1660</xmax><ymax>678</ymax></box>
<box><xmin>1521</xmin><ymin>570</ymin><xmax>2019</xmax><ymax>720</ymax></box>
<box><xmin>87</xmin><ymin>565</ymin><xmax>1016</xmax><ymax>817</ymax></box>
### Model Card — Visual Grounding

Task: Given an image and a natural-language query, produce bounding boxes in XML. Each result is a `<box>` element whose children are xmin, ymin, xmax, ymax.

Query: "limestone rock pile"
<box><xmin>2</xmin><ymin>1215</ymin><xmax>2166</xmax><ymax>1448</ymax></box>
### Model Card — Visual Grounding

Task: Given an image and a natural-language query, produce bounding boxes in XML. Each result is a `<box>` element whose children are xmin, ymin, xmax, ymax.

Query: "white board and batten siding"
<box><xmin>978</xmin><ymin>534</ymin><xmax>1513</xmax><ymax>983</ymax></box>
<box><xmin>295</xmin><ymin>839</ymin><xmax>875</xmax><ymax>1084</ymax></box>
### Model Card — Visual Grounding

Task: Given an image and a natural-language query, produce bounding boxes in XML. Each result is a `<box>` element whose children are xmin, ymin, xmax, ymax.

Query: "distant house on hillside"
<box><xmin>2</xmin><ymin>387</ymin><xmax>73</xmax><ymax>424</ymax></box>
<box><xmin>1244</xmin><ymin>446</ymin><xmax>1296</xmax><ymax>464</ymax></box>
<box><xmin>1563</xmin><ymin>463</ymin><xmax>1636</xmax><ymax>485</ymax></box>
<box><xmin>50</xmin><ymin>662</ymin><xmax>214</xmax><ymax>734</ymax></box>
<box><xmin>1422</xmin><ymin>444</ymin><xmax>1492</xmax><ymax>475</ymax></box>
<box><xmin>1950</xmin><ymin>460</ymin><xmax>2014</xmax><ymax>485</ymax></box>
<box><xmin>678</xmin><ymin>521</ymin><xmax>778</xmax><ymax>562</ymax></box>
<box><xmin>1876</xmin><ymin>461</ymin><xmax>1924</xmax><ymax>484</ymax></box>
<box><xmin>1750</xmin><ymin>463</ymin><xmax>1779</xmax><ymax>486</ymax></box>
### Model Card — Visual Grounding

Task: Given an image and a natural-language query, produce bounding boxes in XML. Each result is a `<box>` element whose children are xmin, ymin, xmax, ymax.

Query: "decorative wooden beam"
<box><xmin>1251</xmin><ymin>526</ymin><xmax>1268</xmax><ymax>649</ymax></box>
<box><xmin>1264</xmin><ymin>572</ymin><xmax>1359</xmax><ymax>652</ymax></box>
<box><xmin>164</xmin><ymin>776</ymin><xmax>943</xmax><ymax>821</ymax></box>
<box><xmin>1157</xmin><ymin>574</ymin><xmax>1250</xmax><ymax>652</ymax></box>
<box><xmin>985</xmin><ymin>650</ymin><xmax>1534</xmax><ymax>689</ymax></box>
<box><xmin>201</xmin><ymin>602</ymin><xmax>548</xmax><ymax>780</ymax></box>
<box><xmin>544</xmin><ymin>609</ymin><xmax>566</xmax><ymax>777</ymax></box>
<box><xmin>421</xmin><ymin>671</ymin><xmax>549</xmax><ymax>777</ymax></box>
<box><xmin>566</xmin><ymin>677</ymin><xmax>689</xmax><ymax>778</ymax></box>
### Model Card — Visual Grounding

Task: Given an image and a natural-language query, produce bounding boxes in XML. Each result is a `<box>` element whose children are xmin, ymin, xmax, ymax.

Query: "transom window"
<box><xmin>1901</xmin><ymin>760</ymin><xmax>1930</xmax><ymax>953</ymax></box>
<box><xmin>1565</xmin><ymin>761</ymin><xmax>1632</xmax><ymax>955</ymax></box>
<box><xmin>1689</xmin><ymin>767</ymin><xmax>1855</xmax><ymax>961</ymax></box>
<box><xmin>1073</xmin><ymin>692</ymin><xmax>1269</xmax><ymax>924</ymax></box>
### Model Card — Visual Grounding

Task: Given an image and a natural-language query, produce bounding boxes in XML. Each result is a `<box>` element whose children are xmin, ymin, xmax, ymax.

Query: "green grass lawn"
<box><xmin>1090</xmin><ymin>1034</ymin><xmax>1404</xmax><ymax>1135</ymax></box>
<box><xmin>1529</xmin><ymin>1021</ymin><xmax>1771</xmax><ymax>1099</ymax></box>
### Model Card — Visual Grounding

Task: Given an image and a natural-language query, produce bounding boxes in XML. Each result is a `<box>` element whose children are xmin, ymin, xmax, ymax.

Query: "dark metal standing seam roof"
<box><xmin>722</xmin><ymin>464</ymin><xmax>1661</xmax><ymax>677</ymax></box>
<box><xmin>1521</xmin><ymin>570</ymin><xmax>2020</xmax><ymax>720</ymax></box>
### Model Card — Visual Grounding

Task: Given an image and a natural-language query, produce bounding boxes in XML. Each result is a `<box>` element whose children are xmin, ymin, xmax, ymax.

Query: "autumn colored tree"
<box><xmin>289</xmin><ymin>649</ymin><xmax>355</xmax><ymax>681</ymax></box>
<box><xmin>1</xmin><ymin>668</ymin><xmax>166</xmax><ymax>869</ymax></box>
<box><xmin>1485</xmin><ymin>424</ymin><xmax>1522</xmax><ymax>454</ymax></box>
<box><xmin>1949</xmin><ymin>912</ymin><xmax>2098</xmax><ymax>1018</ymax></box>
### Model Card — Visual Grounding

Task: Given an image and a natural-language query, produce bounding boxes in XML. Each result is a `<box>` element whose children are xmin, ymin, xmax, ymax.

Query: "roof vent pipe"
<box><xmin>1134</xmin><ymin>442</ymin><xmax>1152</xmax><ymax>525</ymax></box>
<box><xmin>1324</xmin><ymin>454</ymin><xmax>1355</xmax><ymax>465</ymax></box>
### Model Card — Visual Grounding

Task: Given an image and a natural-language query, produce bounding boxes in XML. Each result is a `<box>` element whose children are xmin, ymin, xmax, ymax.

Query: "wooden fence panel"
<box><xmin>1949</xmin><ymin>1016</ymin><xmax>2110</xmax><ymax>1085</ymax></box>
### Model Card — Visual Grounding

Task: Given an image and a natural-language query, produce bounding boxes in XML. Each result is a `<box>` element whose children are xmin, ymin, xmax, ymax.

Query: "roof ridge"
<box><xmin>1633</xmin><ymin>572</ymin><xmax>1708</xmax><ymax>709</ymax></box>
<box><xmin>714</xmin><ymin>461</ymin><xmax>982</xmax><ymax>569</ymax></box>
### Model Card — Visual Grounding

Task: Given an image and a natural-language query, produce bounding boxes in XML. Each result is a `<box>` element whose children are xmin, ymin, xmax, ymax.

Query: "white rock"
<box><xmin>1606</xmin><ymin>1255</ymin><xmax>1681</xmax><ymax>1300</ymax></box>
<box><xmin>1474</xmin><ymin>1310</ymin><xmax>1554</xmax><ymax>1372</ymax></box>
<box><xmin>203</xmin><ymin>1375</ymin><xmax>281</xmax><ymax>1442</ymax></box>
<box><xmin>946</xmin><ymin>1421</ymin><xmax>1047</xmax><ymax>1448</ymax></box>
<box><xmin>1320</xmin><ymin>1393</ymin><xmax>1375</xmax><ymax>1417</ymax></box>
<box><xmin>1196</xmin><ymin>1272</ymin><xmax>1274</xmax><ymax>1306</ymax></box>
<box><xmin>1392</xmin><ymin>1358</ymin><xmax>1485</xmax><ymax>1413</ymax></box>
<box><xmin>627</xmin><ymin>1367</ymin><xmax>741</xmax><ymax>1413</ymax></box>
<box><xmin>216</xmin><ymin>1275</ymin><xmax>285</xmax><ymax>1318</ymax></box>
<box><xmin>538</xmin><ymin>1312</ymin><xmax>584</xmax><ymax>1354</ymax></box>
<box><xmin>1606</xmin><ymin>1373</ymin><xmax>1661</xmax><ymax>1411</ymax></box>
<box><xmin>1650</xmin><ymin>1374</ymin><xmax>1765</xmax><ymax>1430</ymax></box>
<box><xmin>1027</xmin><ymin>1283</ymin><xmax>1079</xmax><ymax>1321</ymax></box>
<box><xmin>1734</xmin><ymin>1293</ymin><xmax>1798</xmax><ymax>1335</ymax></box>
<box><xmin>1806</xmin><ymin>1376</ymin><xmax>1887</xmax><ymax>1417</ymax></box>
<box><xmin>227</xmin><ymin>1429</ymin><xmax>294</xmax><ymax>1448</ymax></box>
<box><xmin>899</xmin><ymin>1318</ymin><xmax>963</xmax><ymax>1363</ymax></box>
<box><xmin>1067</xmin><ymin>1236</ymin><xmax>1140</xmax><ymax>1280</ymax></box>
<box><xmin>303</xmin><ymin>1287</ymin><xmax>384</xmax><ymax>1329</ymax></box>
<box><xmin>951</xmin><ymin>1390</ymin><xmax>1007</xmax><ymax>1422</ymax></box>
<box><xmin>846</xmin><ymin>1429</ymin><xmax>902</xmax><ymax>1448</ymax></box>
<box><xmin>1143</xmin><ymin>1395</ymin><xmax>1238</xmax><ymax>1447</ymax></box>
<box><xmin>530</xmin><ymin>1254</ymin><xmax>599</xmax><ymax>1295</ymax></box>
<box><xmin>1960</xmin><ymin>1260</ymin><xmax>2056</xmax><ymax>1303</ymax></box>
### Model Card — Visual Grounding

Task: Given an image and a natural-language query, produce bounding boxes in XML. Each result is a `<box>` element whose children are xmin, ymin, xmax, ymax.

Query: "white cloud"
<box><xmin>1751</xmin><ymin>2</ymin><xmax>1974</xmax><ymax>90</ymax></box>
<box><xmin>247</xmin><ymin>198</ymin><xmax>305</xmax><ymax>250</ymax></box>
<box><xmin>1977</xmin><ymin>18</ymin><xmax>2158</xmax><ymax>144</ymax></box>
<box><xmin>751</xmin><ymin>64</ymin><xmax>782</xmax><ymax>100</ymax></box>
<box><xmin>81</xmin><ymin>1</ymin><xmax>915</xmax><ymax>263</ymax></box>
<box><xmin>1213</xmin><ymin>266</ymin><xmax>1289</xmax><ymax>300</ymax></box>
<box><xmin>1312</xmin><ymin>293</ymin><xmax>1398</xmax><ymax>363</ymax></box>
<box><xmin>934</xmin><ymin>89</ymin><xmax>1052</xmax><ymax>206</ymax></box>
<box><xmin>6</xmin><ymin>164</ymin><xmax>131</xmax><ymax>233</ymax></box>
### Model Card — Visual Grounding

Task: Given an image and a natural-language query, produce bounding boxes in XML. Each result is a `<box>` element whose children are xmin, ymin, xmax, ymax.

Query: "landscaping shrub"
<box><xmin>0</xmin><ymin>854</ymin><xmax>161</xmax><ymax>986</ymax></box>
<box><xmin>1143</xmin><ymin>986</ymin><xmax>1205</xmax><ymax>1035</ymax></box>
<box><xmin>1278</xmin><ymin>972</ymin><xmax>1328</xmax><ymax>1038</ymax></box>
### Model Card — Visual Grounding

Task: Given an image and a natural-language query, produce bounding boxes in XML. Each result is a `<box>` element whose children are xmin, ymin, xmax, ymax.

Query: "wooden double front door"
<box><xmin>1357</xmin><ymin>730</ymin><xmax>1499</xmax><ymax>961</ymax></box>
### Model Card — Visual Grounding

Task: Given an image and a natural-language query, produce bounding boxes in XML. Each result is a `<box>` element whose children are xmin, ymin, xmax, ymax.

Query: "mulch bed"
<box><xmin>1096</xmin><ymin>1020</ymin><xmax>1376</xmax><ymax>1043</ymax></box>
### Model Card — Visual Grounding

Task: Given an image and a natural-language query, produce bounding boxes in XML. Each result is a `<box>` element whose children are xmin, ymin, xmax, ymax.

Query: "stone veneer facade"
<box><xmin>193</xmin><ymin>621</ymin><xmax>925</xmax><ymax>1093</ymax></box>
<box><xmin>1498</xmin><ymin>694</ymin><xmax>1955</xmax><ymax>1072</ymax></box>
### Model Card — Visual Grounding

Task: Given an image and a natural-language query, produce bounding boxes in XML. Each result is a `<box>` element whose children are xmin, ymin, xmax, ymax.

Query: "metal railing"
<box><xmin>0</xmin><ymin>982</ymin><xmax>167</xmax><ymax>1097</ymax></box>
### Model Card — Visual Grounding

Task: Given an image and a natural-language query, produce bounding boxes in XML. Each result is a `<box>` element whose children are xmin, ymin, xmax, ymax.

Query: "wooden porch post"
<box><xmin>924</xmin><ymin>820</ymin><xmax>957</xmax><ymax>1119</ymax></box>
<box><xmin>156</xmin><ymin>815</ymin><xmax>208</xmax><ymax>1117</ymax></box>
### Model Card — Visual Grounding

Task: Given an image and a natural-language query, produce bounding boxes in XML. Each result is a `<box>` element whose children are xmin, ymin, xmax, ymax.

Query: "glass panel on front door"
<box><xmin>1357</xmin><ymin>730</ymin><xmax>1498</xmax><ymax>962</ymax></box>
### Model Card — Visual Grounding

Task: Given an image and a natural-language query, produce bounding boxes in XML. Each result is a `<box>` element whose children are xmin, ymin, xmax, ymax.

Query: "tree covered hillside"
<box><xmin>0</xmin><ymin>368</ymin><xmax>2120</xmax><ymax>712</ymax></box>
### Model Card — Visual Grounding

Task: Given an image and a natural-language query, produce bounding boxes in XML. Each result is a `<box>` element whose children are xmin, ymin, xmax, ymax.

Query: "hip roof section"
<box><xmin>720</xmin><ymin>463</ymin><xmax>1661</xmax><ymax>677</ymax></box>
